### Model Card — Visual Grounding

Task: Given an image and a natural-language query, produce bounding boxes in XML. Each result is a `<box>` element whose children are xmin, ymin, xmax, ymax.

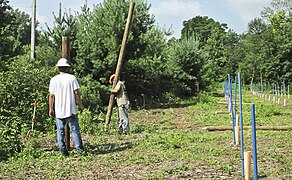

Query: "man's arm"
<box><xmin>49</xmin><ymin>93</ymin><xmax>55</xmax><ymax>117</ymax></box>
<box><xmin>74</xmin><ymin>89</ymin><xmax>84</xmax><ymax>113</ymax></box>
<box><xmin>111</xmin><ymin>81</ymin><xmax>121</xmax><ymax>94</ymax></box>
<box><xmin>111</xmin><ymin>88</ymin><xmax>119</xmax><ymax>94</ymax></box>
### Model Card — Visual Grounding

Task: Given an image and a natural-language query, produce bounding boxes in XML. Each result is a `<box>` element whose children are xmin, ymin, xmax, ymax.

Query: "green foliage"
<box><xmin>41</xmin><ymin>3</ymin><xmax>77</xmax><ymax>54</ymax></box>
<box><xmin>0</xmin><ymin>87</ymin><xmax>291</xmax><ymax>179</ymax></box>
<box><xmin>7</xmin><ymin>9</ymin><xmax>32</xmax><ymax>46</ymax></box>
<box><xmin>1</xmin><ymin>0</ymin><xmax>292</xmax><ymax>171</ymax></box>
<box><xmin>0</xmin><ymin>6</ymin><xmax>32</xmax><ymax>65</ymax></box>
<box><xmin>202</xmin><ymin>25</ymin><xmax>229</xmax><ymax>84</ymax></box>
<box><xmin>78</xmin><ymin>108</ymin><xmax>100</xmax><ymax>134</ymax></box>
<box><xmin>0</xmin><ymin>1</ymin><xmax>11</xmax><ymax>27</ymax></box>
<box><xmin>166</xmin><ymin>36</ymin><xmax>204</xmax><ymax>96</ymax></box>
<box><xmin>74</xmin><ymin>0</ymin><xmax>174</xmax><ymax>105</ymax></box>
<box><xmin>261</xmin><ymin>0</ymin><xmax>292</xmax><ymax>20</ymax></box>
<box><xmin>0</xmin><ymin>116</ymin><xmax>22</xmax><ymax>161</ymax></box>
<box><xmin>79</xmin><ymin>75</ymin><xmax>104</xmax><ymax>111</ymax></box>
<box><xmin>0</xmin><ymin>54</ymin><xmax>56</xmax><ymax>161</ymax></box>
<box><xmin>247</xmin><ymin>17</ymin><xmax>267</xmax><ymax>34</ymax></box>
<box><xmin>34</xmin><ymin>44</ymin><xmax>60</xmax><ymax>67</ymax></box>
<box><xmin>270</xmin><ymin>11</ymin><xmax>287</xmax><ymax>31</ymax></box>
<box><xmin>234</xmin><ymin>1</ymin><xmax>292</xmax><ymax>84</ymax></box>
<box><xmin>181</xmin><ymin>16</ymin><xmax>228</xmax><ymax>45</ymax></box>
<box><xmin>75</xmin><ymin>0</ymin><xmax>135</xmax><ymax>80</ymax></box>
<box><xmin>18</xmin><ymin>138</ymin><xmax>42</xmax><ymax>160</ymax></box>
<box><xmin>255</xmin><ymin>104</ymin><xmax>281</xmax><ymax>117</ymax></box>
<box><xmin>224</xmin><ymin>30</ymin><xmax>241</xmax><ymax>77</ymax></box>
<box><xmin>181</xmin><ymin>16</ymin><xmax>234</xmax><ymax>86</ymax></box>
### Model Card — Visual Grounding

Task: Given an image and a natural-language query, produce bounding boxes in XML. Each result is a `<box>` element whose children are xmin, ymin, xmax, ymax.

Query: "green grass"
<box><xmin>0</xmin><ymin>89</ymin><xmax>291</xmax><ymax>179</ymax></box>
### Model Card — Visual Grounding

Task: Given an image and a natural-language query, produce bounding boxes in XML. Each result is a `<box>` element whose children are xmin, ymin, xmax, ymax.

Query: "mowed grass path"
<box><xmin>1</xmin><ymin>88</ymin><xmax>291</xmax><ymax>179</ymax></box>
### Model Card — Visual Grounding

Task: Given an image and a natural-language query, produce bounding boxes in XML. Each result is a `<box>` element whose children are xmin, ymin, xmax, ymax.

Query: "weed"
<box><xmin>0</xmin><ymin>87</ymin><xmax>291</xmax><ymax>179</ymax></box>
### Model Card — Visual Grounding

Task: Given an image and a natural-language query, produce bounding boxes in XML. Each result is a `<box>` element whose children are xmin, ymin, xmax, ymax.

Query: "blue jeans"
<box><xmin>56</xmin><ymin>115</ymin><xmax>83</xmax><ymax>153</ymax></box>
<box><xmin>118</xmin><ymin>101</ymin><xmax>130</xmax><ymax>133</ymax></box>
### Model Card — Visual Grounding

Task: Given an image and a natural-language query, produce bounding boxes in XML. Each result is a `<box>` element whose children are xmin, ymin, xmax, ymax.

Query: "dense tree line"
<box><xmin>0</xmin><ymin>0</ymin><xmax>291</xmax><ymax>160</ymax></box>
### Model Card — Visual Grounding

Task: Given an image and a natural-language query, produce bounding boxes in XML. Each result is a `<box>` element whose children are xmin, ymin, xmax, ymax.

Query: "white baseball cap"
<box><xmin>56</xmin><ymin>58</ymin><xmax>70</xmax><ymax>67</ymax></box>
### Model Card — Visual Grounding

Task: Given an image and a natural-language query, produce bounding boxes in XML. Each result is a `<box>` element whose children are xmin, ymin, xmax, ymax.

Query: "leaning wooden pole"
<box><xmin>105</xmin><ymin>1</ymin><xmax>135</xmax><ymax>129</ymax></box>
<box><xmin>62</xmin><ymin>36</ymin><xmax>70</xmax><ymax>150</ymax></box>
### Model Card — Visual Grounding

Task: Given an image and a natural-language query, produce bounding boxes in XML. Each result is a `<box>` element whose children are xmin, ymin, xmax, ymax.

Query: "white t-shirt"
<box><xmin>49</xmin><ymin>73</ymin><xmax>80</xmax><ymax>119</ymax></box>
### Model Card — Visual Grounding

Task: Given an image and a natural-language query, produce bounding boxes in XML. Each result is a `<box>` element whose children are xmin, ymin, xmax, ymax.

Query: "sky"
<box><xmin>9</xmin><ymin>0</ymin><xmax>272</xmax><ymax>38</ymax></box>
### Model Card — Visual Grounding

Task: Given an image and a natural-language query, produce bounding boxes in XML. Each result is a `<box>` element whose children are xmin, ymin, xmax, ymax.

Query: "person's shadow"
<box><xmin>84</xmin><ymin>141</ymin><xmax>133</xmax><ymax>155</ymax></box>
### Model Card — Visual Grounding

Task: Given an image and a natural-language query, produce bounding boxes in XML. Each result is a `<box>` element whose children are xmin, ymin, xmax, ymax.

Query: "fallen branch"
<box><xmin>204</xmin><ymin>126</ymin><xmax>292</xmax><ymax>131</ymax></box>
<box><xmin>217</xmin><ymin>102</ymin><xmax>253</xmax><ymax>105</ymax></box>
<box><xmin>215</xmin><ymin>111</ymin><xmax>230</xmax><ymax>114</ymax></box>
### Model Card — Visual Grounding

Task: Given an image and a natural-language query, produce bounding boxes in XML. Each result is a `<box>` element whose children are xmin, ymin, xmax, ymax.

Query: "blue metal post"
<box><xmin>276</xmin><ymin>81</ymin><xmax>279</xmax><ymax>101</ymax></box>
<box><xmin>264</xmin><ymin>82</ymin><xmax>266</xmax><ymax>98</ymax></box>
<box><xmin>238</xmin><ymin>72</ymin><xmax>245</xmax><ymax>179</ymax></box>
<box><xmin>223</xmin><ymin>82</ymin><xmax>226</xmax><ymax>98</ymax></box>
<box><xmin>268</xmin><ymin>82</ymin><xmax>270</xmax><ymax>99</ymax></box>
<box><xmin>228</xmin><ymin>74</ymin><xmax>232</xmax><ymax>112</ymax></box>
<box><xmin>251</xmin><ymin>104</ymin><xmax>258</xmax><ymax>180</ymax></box>
<box><xmin>283</xmin><ymin>81</ymin><xmax>285</xmax><ymax>105</ymax></box>
<box><xmin>228</xmin><ymin>74</ymin><xmax>236</xmax><ymax>144</ymax></box>
<box><xmin>288</xmin><ymin>84</ymin><xmax>290</xmax><ymax>99</ymax></box>
<box><xmin>273</xmin><ymin>83</ymin><xmax>276</xmax><ymax>102</ymax></box>
<box><xmin>271</xmin><ymin>83</ymin><xmax>273</xmax><ymax>101</ymax></box>
<box><xmin>225</xmin><ymin>81</ymin><xmax>229</xmax><ymax>106</ymax></box>
<box><xmin>234</xmin><ymin>76</ymin><xmax>237</xmax><ymax>119</ymax></box>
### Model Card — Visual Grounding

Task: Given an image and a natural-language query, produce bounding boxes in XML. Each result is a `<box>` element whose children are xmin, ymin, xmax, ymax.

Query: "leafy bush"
<box><xmin>78</xmin><ymin>108</ymin><xmax>100</xmax><ymax>134</ymax></box>
<box><xmin>79</xmin><ymin>75</ymin><xmax>104</xmax><ymax>111</ymax></box>
<box><xmin>256</xmin><ymin>104</ymin><xmax>281</xmax><ymax>117</ymax></box>
<box><xmin>0</xmin><ymin>55</ymin><xmax>55</xmax><ymax>161</ymax></box>
<box><xmin>0</xmin><ymin>116</ymin><xmax>22</xmax><ymax>161</ymax></box>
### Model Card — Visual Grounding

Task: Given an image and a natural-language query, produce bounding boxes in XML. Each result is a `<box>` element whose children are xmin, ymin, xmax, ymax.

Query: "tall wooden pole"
<box><xmin>105</xmin><ymin>1</ymin><xmax>135</xmax><ymax>129</ymax></box>
<box><xmin>62</xmin><ymin>36</ymin><xmax>70</xmax><ymax>150</ymax></box>
<box><xmin>30</xmin><ymin>0</ymin><xmax>36</xmax><ymax>60</ymax></box>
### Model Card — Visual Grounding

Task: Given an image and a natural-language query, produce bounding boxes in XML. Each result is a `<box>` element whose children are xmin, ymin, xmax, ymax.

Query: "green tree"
<box><xmin>126</xmin><ymin>26</ymin><xmax>170</xmax><ymax>103</ymax></box>
<box><xmin>0</xmin><ymin>4</ymin><xmax>32</xmax><ymax>66</ymax></box>
<box><xmin>247</xmin><ymin>17</ymin><xmax>267</xmax><ymax>34</ymax></box>
<box><xmin>260</xmin><ymin>1</ymin><xmax>292</xmax><ymax>82</ymax></box>
<box><xmin>40</xmin><ymin>3</ymin><xmax>78</xmax><ymax>66</ymax></box>
<box><xmin>234</xmin><ymin>24</ymin><xmax>280</xmax><ymax>84</ymax></box>
<box><xmin>202</xmin><ymin>25</ymin><xmax>229</xmax><ymax>84</ymax></box>
<box><xmin>0</xmin><ymin>0</ymin><xmax>11</xmax><ymax>28</ymax></box>
<box><xmin>261</xmin><ymin>0</ymin><xmax>292</xmax><ymax>20</ymax></box>
<box><xmin>224</xmin><ymin>30</ymin><xmax>241</xmax><ymax>77</ymax></box>
<box><xmin>272</xmin><ymin>13</ymin><xmax>292</xmax><ymax>81</ymax></box>
<box><xmin>181</xmin><ymin>16</ymin><xmax>230</xmax><ymax>86</ymax></box>
<box><xmin>181</xmin><ymin>16</ymin><xmax>228</xmax><ymax>46</ymax></box>
<box><xmin>75</xmin><ymin>0</ymin><xmax>170</xmax><ymax>106</ymax></box>
<box><xmin>166</xmin><ymin>36</ymin><xmax>205</xmax><ymax>96</ymax></box>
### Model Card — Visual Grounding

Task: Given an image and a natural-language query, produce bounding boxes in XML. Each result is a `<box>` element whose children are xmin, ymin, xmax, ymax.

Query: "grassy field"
<box><xmin>0</xmin><ymin>88</ymin><xmax>291</xmax><ymax>179</ymax></box>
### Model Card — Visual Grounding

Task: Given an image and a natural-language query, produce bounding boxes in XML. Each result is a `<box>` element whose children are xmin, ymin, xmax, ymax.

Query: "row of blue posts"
<box><xmin>251</xmin><ymin>81</ymin><xmax>290</xmax><ymax>106</ymax></box>
<box><xmin>224</xmin><ymin>72</ymin><xmax>258</xmax><ymax>180</ymax></box>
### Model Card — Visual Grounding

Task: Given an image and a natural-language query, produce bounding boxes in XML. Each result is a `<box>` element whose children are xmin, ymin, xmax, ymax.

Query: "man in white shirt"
<box><xmin>49</xmin><ymin>58</ymin><xmax>84</xmax><ymax>156</ymax></box>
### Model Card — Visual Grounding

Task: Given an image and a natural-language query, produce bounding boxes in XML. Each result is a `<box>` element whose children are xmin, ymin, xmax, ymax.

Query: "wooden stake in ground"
<box><xmin>236</xmin><ymin>114</ymin><xmax>239</xmax><ymax>127</ymax></box>
<box><xmin>244</xmin><ymin>151</ymin><xmax>251</xmax><ymax>180</ymax></box>
<box><xmin>62</xmin><ymin>36</ymin><xmax>70</xmax><ymax>150</ymax></box>
<box><xmin>105</xmin><ymin>2</ymin><xmax>135</xmax><ymax>129</ymax></box>
<box><xmin>235</xmin><ymin>116</ymin><xmax>240</xmax><ymax>145</ymax></box>
<box><xmin>235</xmin><ymin>126</ymin><xmax>240</xmax><ymax>145</ymax></box>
